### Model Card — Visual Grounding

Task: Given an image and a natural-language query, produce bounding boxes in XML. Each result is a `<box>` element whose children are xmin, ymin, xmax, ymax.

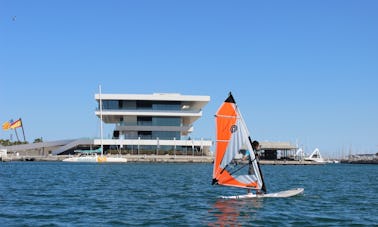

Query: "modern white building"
<box><xmin>93</xmin><ymin>93</ymin><xmax>212</xmax><ymax>155</ymax></box>
<box><xmin>49</xmin><ymin>92</ymin><xmax>211</xmax><ymax>155</ymax></box>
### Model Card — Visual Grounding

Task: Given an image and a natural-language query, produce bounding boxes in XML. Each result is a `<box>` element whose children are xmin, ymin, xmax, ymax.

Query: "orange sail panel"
<box><xmin>212</xmin><ymin>93</ymin><xmax>264</xmax><ymax>190</ymax></box>
<box><xmin>213</xmin><ymin>102</ymin><xmax>237</xmax><ymax>178</ymax></box>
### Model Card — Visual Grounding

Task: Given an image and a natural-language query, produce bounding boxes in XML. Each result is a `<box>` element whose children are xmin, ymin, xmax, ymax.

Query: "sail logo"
<box><xmin>230</xmin><ymin>125</ymin><xmax>238</xmax><ymax>133</ymax></box>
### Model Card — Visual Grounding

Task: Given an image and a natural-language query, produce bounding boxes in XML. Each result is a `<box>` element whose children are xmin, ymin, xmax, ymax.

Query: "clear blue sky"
<box><xmin>1</xmin><ymin>1</ymin><xmax>377</xmax><ymax>157</ymax></box>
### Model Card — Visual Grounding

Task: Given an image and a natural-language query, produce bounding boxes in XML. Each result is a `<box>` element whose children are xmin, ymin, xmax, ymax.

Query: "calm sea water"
<box><xmin>0</xmin><ymin>162</ymin><xmax>377</xmax><ymax>226</ymax></box>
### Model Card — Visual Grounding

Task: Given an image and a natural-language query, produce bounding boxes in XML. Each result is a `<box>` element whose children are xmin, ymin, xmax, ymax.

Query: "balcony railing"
<box><xmin>95</xmin><ymin>108</ymin><xmax>202</xmax><ymax>114</ymax></box>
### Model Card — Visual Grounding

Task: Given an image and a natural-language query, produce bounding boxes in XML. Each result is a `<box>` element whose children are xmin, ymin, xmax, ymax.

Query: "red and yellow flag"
<box><xmin>10</xmin><ymin>119</ymin><xmax>22</xmax><ymax>129</ymax></box>
<box><xmin>2</xmin><ymin>121</ymin><xmax>10</xmax><ymax>130</ymax></box>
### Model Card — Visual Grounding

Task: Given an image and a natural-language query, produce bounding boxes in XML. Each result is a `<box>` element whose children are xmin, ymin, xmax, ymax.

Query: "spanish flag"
<box><xmin>2</xmin><ymin>121</ymin><xmax>10</xmax><ymax>130</ymax></box>
<box><xmin>10</xmin><ymin>119</ymin><xmax>22</xmax><ymax>129</ymax></box>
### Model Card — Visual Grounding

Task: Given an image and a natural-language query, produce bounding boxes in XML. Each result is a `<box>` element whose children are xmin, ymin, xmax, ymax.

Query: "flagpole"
<box><xmin>20</xmin><ymin>118</ymin><xmax>26</xmax><ymax>142</ymax></box>
<box><xmin>14</xmin><ymin>128</ymin><xmax>20</xmax><ymax>142</ymax></box>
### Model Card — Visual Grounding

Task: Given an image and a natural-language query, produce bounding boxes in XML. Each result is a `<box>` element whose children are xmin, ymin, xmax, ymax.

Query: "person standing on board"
<box><xmin>242</xmin><ymin>140</ymin><xmax>263</xmax><ymax>195</ymax></box>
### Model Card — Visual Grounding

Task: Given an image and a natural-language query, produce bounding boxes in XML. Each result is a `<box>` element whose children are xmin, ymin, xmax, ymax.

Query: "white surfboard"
<box><xmin>220</xmin><ymin>188</ymin><xmax>304</xmax><ymax>199</ymax></box>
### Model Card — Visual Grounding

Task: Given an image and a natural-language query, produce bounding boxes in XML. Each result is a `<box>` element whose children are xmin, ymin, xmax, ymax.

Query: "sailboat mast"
<box><xmin>99</xmin><ymin>85</ymin><xmax>104</xmax><ymax>156</ymax></box>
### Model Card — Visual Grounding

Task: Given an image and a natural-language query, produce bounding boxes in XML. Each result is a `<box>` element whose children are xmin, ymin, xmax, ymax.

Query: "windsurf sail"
<box><xmin>212</xmin><ymin>93</ymin><xmax>266</xmax><ymax>193</ymax></box>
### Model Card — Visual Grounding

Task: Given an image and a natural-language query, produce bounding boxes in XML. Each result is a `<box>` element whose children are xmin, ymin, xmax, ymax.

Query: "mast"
<box><xmin>14</xmin><ymin>128</ymin><xmax>20</xmax><ymax>142</ymax></box>
<box><xmin>99</xmin><ymin>85</ymin><xmax>104</xmax><ymax>156</ymax></box>
<box><xmin>230</xmin><ymin>92</ymin><xmax>267</xmax><ymax>193</ymax></box>
<box><xmin>20</xmin><ymin>118</ymin><xmax>26</xmax><ymax>142</ymax></box>
<box><xmin>248</xmin><ymin>136</ymin><xmax>267</xmax><ymax>193</ymax></box>
<box><xmin>230</xmin><ymin>92</ymin><xmax>266</xmax><ymax>193</ymax></box>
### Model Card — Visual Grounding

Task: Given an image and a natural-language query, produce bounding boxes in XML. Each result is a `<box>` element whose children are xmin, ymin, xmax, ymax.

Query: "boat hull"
<box><xmin>62</xmin><ymin>156</ymin><xmax>127</xmax><ymax>163</ymax></box>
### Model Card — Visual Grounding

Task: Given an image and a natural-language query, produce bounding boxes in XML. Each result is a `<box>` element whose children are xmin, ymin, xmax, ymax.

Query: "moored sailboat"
<box><xmin>62</xmin><ymin>85</ymin><xmax>127</xmax><ymax>163</ymax></box>
<box><xmin>304</xmin><ymin>148</ymin><xmax>326</xmax><ymax>163</ymax></box>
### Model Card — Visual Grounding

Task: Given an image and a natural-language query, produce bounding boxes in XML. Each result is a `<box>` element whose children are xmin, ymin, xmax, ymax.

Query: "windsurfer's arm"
<box><xmin>242</xmin><ymin>150</ymin><xmax>250</xmax><ymax>161</ymax></box>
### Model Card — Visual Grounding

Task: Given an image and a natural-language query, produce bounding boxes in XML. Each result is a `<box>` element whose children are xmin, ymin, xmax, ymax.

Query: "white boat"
<box><xmin>62</xmin><ymin>85</ymin><xmax>127</xmax><ymax>163</ymax></box>
<box><xmin>63</xmin><ymin>154</ymin><xmax>99</xmax><ymax>162</ymax></box>
<box><xmin>63</xmin><ymin>155</ymin><xmax>127</xmax><ymax>163</ymax></box>
<box><xmin>212</xmin><ymin>93</ymin><xmax>303</xmax><ymax>199</ymax></box>
<box><xmin>304</xmin><ymin>148</ymin><xmax>326</xmax><ymax>163</ymax></box>
<box><xmin>63</xmin><ymin>149</ymin><xmax>127</xmax><ymax>163</ymax></box>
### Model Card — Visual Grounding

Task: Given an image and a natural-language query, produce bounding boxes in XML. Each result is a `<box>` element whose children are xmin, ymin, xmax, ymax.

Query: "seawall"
<box><xmin>1</xmin><ymin>154</ymin><xmax>324</xmax><ymax>165</ymax></box>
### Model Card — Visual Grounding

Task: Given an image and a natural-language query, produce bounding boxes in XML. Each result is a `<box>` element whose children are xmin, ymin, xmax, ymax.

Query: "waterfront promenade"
<box><xmin>1</xmin><ymin>154</ymin><xmax>324</xmax><ymax>164</ymax></box>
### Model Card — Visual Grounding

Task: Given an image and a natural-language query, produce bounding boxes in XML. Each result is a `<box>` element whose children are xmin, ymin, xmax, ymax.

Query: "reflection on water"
<box><xmin>208</xmin><ymin>198</ymin><xmax>263</xmax><ymax>226</ymax></box>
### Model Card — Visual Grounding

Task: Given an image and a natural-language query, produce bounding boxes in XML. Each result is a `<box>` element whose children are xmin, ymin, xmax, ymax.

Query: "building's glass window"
<box><xmin>152</xmin><ymin>131</ymin><xmax>180</xmax><ymax>140</ymax></box>
<box><xmin>138</xmin><ymin>131</ymin><xmax>152</xmax><ymax>140</ymax></box>
<box><xmin>102</xmin><ymin>100</ymin><xmax>182</xmax><ymax>111</ymax></box>
<box><xmin>102</xmin><ymin>100</ymin><xmax>136</xmax><ymax>110</ymax></box>
<box><xmin>137</xmin><ymin>101</ymin><xmax>152</xmax><ymax>109</ymax></box>
<box><xmin>102</xmin><ymin>100</ymin><xmax>118</xmax><ymax>110</ymax></box>
<box><xmin>122</xmin><ymin>101</ymin><xmax>136</xmax><ymax>109</ymax></box>
<box><xmin>137</xmin><ymin>117</ymin><xmax>152</xmax><ymax>126</ymax></box>
<box><xmin>152</xmin><ymin>101</ymin><xmax>181</xmax><ymax>111</ymax></box>
<box><xmin>123</xmin><ymin>131</ymin><xmax>138</xmax><ymax>139</ymax></box>
<box><xmin>152</xmin><ymin>117</ymin><xmax>181</xmax><ymax>126</ymax></box>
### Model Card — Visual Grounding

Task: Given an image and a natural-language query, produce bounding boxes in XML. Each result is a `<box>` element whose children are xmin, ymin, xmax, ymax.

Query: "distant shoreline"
<box><xmin>0</xmin><ymin>154</ymin><xmax>334</xmax><ymax>165</ymax></box>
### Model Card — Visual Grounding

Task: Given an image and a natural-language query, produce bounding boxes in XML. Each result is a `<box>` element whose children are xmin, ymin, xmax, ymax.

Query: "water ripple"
<box><xmin>0</xmin><ymin>162</ymin><xmax>377</xmax><ymax>226</ymax></box>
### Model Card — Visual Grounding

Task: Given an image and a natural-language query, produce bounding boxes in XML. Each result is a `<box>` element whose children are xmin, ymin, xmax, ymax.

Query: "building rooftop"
<box><xmin>95</xmin><ymin>93</ymin><xmax>210</xmax><ymax>112</ymax></box>
<box><xmin>260</xmin><ymin>141</ymin><xmax>297</xmax><ymax>150</ymax></box>
<box><xmin>95</xmin><ymin>93</ymin><xmax>210</xmax><ymax>102</ymax></box>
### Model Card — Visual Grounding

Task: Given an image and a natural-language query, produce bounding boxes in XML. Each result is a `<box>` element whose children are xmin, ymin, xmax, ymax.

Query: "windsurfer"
<box><xmin>213</xmin><ymin>93</ymin><xmax>269</xmax><ymax>197</ymax></box>
<box><xmin>246</xmin><ymin>140</ymin><xmax>263</xmax><ymax>195</ymax></box>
